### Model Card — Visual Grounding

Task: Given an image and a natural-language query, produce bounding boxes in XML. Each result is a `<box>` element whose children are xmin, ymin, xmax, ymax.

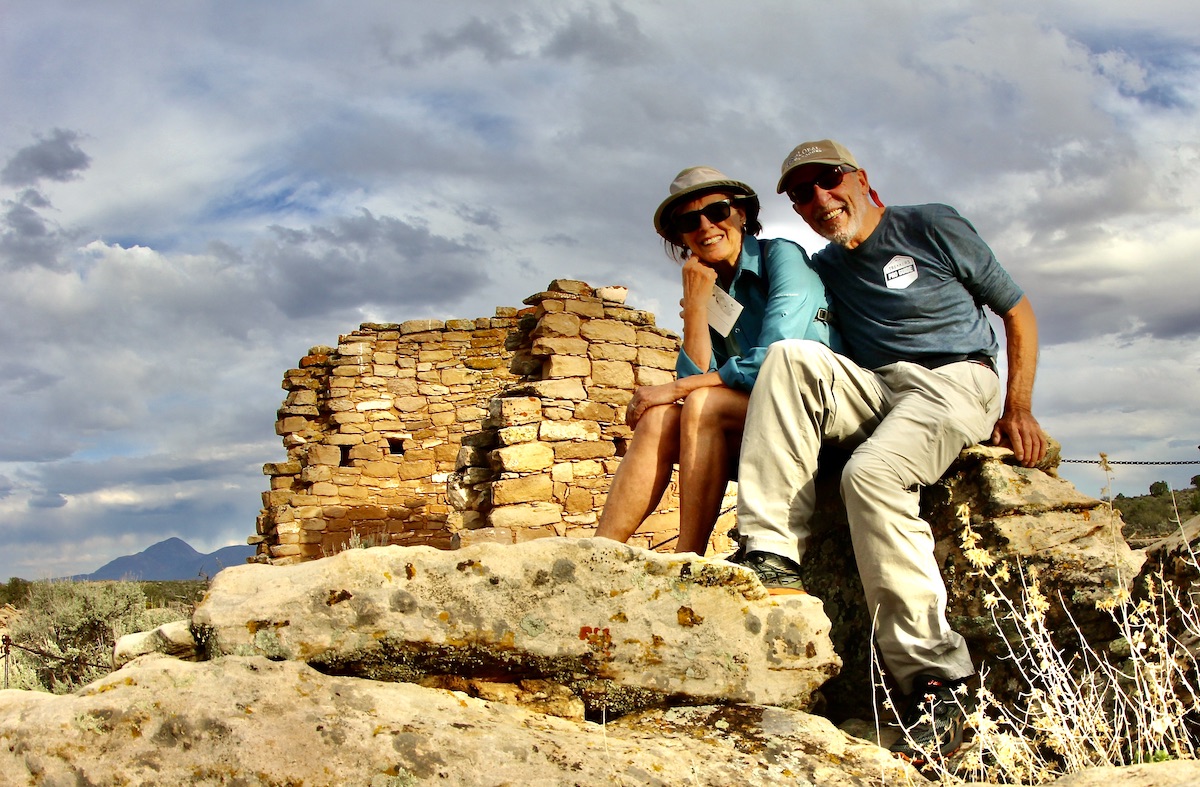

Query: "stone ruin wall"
<box><xmin>252</xmin><ymin>279</ymin><xmax>737</xmax><ymax>564</ymax></box>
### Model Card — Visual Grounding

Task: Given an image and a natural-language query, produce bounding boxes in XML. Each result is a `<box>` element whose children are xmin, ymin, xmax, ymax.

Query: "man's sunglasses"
<box><xmin>786</xmin><ymin>164</ymin><xmax>859</xmax><ymax>204</ymax></box>
<box><xmin>670</xmin><ymin>199</ymin><xmax>741</xmax><ymax>234</ymax></box>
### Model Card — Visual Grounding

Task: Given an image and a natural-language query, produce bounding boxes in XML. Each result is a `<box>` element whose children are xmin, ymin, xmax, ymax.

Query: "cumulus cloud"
<box><xmin>28</xmin><ymin>493</ymin><xmax>68</xmax><ymax>509</ymax></box>
<box><xmin>254</xmin><ymin>209</ymin><xmax>491</xmax><ymax>317</ymax></box>
<box><xmin>1</xmin><ymin>128</ymin><xmax>91</xmax><ymax>187</ymax></box>
<box><xmin>0</xmin><ymin>485</ymin><xmax>256</xmax><ymax>579</ymax></box>
<box><xmin>392</xmin><ymin>2</ymin><xmax>649</xmax><ymax>66</ymax></box>
<box><xmin>2</xmin><ymin>0</ymin><xmax>1200</xmax><ymax>579</ymax></box>
<box><xmin>0</xmin><ymin>189</ymin><xmax>80</xmax><ymax>270</ymax></box>
<box><xmin>541</xmin><ymin>3</ymin><xmax>649</xmax><ymax>64</ymax></box>
<box><xmin>21</xmin><ymin>452</ymin><xmax>261</xmax><ymax>498</ymax></box>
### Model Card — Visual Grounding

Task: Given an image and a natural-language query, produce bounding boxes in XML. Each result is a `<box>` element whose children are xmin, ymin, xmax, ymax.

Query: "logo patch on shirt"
<box><xmin>883</xmin><ymin>255</ymin><xmax>918</xmax><ymax>290</ymax></box>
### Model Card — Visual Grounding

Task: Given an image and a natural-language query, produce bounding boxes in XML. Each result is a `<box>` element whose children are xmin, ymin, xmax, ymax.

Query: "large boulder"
<box><xmin>1046</xmin><ymin>761</ymin><xmax>1200</xmax><ymax>787</ymax></box>
<box><xmin>113</xmin><ymin>619</ymin><xmax>198</xmax><ymax>667</ymax></box>
<box><xmin>0</xmin><ymin>654</ymin><xmax>917</xmax><ymax>787</ymax></box>
<box><xmin>1131</xmin><ymin>514</ymin><xmax>1200</xmax><ymax>667</ymax></box>
<box><xmin>6</xmin><ymin>654</ymin><xmax>1198</xmax><ymax>786</ymax></box>
<box><xmin>798</xmin><ymin>444</ymin><xmax>1144</xmax><ymax>720</ymax></box>
<box><xmin>7</xmin><ymin>503</ymin><xmax>1200</xmax><ymax>785</ymax></box>
<box><xmin>932</xmin><ymin>447</ymin><xmax>1144</xmax><ymax>700</ymax></box>
<box><xmin>1137</xmin><ymin>514</ymin><xmax>1200</xmax><ymax>591</ymax></box>
<box><xmin>191</xmin><ymin>537</ymin><xmax>840</xmax><ymax>717</ymax></box>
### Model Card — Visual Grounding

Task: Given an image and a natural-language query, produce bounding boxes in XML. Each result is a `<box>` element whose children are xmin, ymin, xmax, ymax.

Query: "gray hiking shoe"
<box><xmin>741</xmin><ymin>551</ymin><xmax>806</xmax><ymax>594</ymax></box>
<box><xmin>720</xmin><ymin>542</ymin><xmax>746</xmax><ymax>564</ymax></box>
<box><xmin>889</xmin><ymin>675</ymin><xmax>968</xmax><ymax>766</ymax></box>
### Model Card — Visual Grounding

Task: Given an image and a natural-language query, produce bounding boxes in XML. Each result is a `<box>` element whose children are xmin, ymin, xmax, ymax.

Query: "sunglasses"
<box><xmin>786</xmin><ymin>164</ymin><xmax>858</xmax><ymax>204</ymax></box>
<box><xmin>670</xmin><ymin>199</ymin><xmax>739</xmax><ymax>234</ymax></box>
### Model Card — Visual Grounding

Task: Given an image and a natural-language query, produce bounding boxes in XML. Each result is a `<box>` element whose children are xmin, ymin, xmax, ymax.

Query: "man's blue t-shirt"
<box><xmin>810</xmin><ymin>204</ymin><xmax>1023</xmax><ymax>371</ymax></box>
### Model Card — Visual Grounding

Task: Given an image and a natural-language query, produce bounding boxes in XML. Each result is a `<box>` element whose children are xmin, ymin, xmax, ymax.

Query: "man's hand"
<box><xmin>995</xmin><ymin>296</ymin><xmax>1046</xmax><ymax>467</ymax></box>
<box><xmin>991</xmin><ymin>406</ymin><xmax>1047</xmax><ymax>467</ymax></box>
<box><xmin>625</xmin><ymin>382</ymin><xmax>680</xmax><ymax>428</ymax></box>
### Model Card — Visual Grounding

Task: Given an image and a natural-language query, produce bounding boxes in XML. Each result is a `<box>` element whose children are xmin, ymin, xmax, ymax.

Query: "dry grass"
<box><xmin>886</xmin><ymin>456</ymin><xmax>1200</xmax><ymax>783</ymax></box>
<box><xmin>320</xmin><ymin>526</ymin><xmax>389</xmax><ymax>558</ymax></box>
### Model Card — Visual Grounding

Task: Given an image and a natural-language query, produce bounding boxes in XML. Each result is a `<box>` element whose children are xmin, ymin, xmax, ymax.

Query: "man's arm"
<box><xmin>992</xmin><ymin>295</ymin><xmax>1047</xmax><ymax>467</ymax></box>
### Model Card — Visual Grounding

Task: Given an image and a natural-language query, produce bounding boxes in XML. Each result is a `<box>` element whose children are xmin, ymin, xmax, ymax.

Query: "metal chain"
<box><xmin>1061</xmin><ymin>459</ymin><xmax>1200</xmax><ymax>465</ymax></box>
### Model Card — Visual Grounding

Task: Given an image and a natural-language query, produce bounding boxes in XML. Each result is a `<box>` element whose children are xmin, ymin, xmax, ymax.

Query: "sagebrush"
<box><xmin>7</xmin><ymin>580</ymin><xmax>189</xmax><ymax>693</ymax></box>
<box><xmin>889</xmin><ymin>463</ymin><xmax>1200</xmax><ymax>783</ymax></box>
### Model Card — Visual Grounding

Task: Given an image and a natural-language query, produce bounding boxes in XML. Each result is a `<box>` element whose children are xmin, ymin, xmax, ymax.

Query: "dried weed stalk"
<box><xmin>886</xmin><ymin>454</ymin><xmax>1200</xmax><ymax>783</ymax></box>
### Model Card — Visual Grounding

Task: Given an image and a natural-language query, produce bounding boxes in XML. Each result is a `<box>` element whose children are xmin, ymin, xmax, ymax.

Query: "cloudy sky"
<box><xmin>2</xmin><ymin>1</ymin><xmax>1198</xmax><ymax>580</ymax></box>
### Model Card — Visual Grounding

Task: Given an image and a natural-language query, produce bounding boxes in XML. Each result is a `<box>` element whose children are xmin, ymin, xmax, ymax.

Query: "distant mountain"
<box><xmin>76</xmin><ymin>537</ymin><xmax>254</xmax><ymax>581</ymax></box>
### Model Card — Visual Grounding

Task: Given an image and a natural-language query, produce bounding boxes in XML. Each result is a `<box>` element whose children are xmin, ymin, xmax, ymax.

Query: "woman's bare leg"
<box><xmin>595</xmin><ymin>403</ymin><xmax>681</xmax><ymax>543</ymax></box>
<box><xmin>674</xmin><ymin>387</ymin><xmax>750</xmax><ymax>555</ymax></box>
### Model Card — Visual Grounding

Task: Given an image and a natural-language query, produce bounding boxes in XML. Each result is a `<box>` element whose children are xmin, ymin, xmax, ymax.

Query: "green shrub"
<box><xmin>8</xmin><ymin>580</ymin><xmax>162</xmax><ymax>694</ymax></box>
<box><xmin>2</xmin><ymin>655</ymin><xmax>44</xmax><ymax>692</ymax></box>
<box><xmin>0</xmin><ymin>577</ymin><xmax>32</xmax><ymax>607</ymax></box>
<box><xmin>1113</xmin><ymin>486</ymin><xmax>1200</xmax><ymax>542</ymax></box>
<box><xmin>137</xmin><ymin>579</ymin><xmax>207</xmax><ymax>612</ymax></box>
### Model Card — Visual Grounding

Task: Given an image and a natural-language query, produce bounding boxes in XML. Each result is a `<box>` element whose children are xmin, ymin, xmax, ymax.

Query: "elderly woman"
<box><xmin>595</xmin><ymin>166</ymin><xmax>838</xmax><ymax>554</ymax></box>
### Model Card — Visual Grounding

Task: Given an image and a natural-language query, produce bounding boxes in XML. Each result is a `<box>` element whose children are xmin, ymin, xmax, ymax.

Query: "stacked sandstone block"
<box><xmin>453</xmin><ymin>280</ymin><xmax>686</xmax><ymax>550</ymax></box>
<box><xmin>254</xmin><ymin>312</ymin><xmax>522</xmax><ymax>563</ymax></box>
<box><xmin>254</xmin><ymin>279</ymin><xmax>735</xmax><ymax>565</ymax></box>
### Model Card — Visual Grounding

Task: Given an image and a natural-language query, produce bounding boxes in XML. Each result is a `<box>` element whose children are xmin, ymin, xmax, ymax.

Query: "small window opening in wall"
<box><xmin>614</xmin><ymin>437</ymin><xmax>629</xmax><ymax>458</ymax></box>
<box><xmin>339</xmin><ymin>445</ymin><xmax>352</xmax><ymax>467</ymax></box>
<box><xmin>386</xmin><ymin>438</ymin><xmax>405</xmax><ymax>456</ymax></box>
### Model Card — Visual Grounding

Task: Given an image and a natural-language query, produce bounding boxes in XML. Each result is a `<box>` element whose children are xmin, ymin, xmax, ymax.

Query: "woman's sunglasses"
<box><xmin>786</xmin><ymin>164</ymin><xmax>858</xmax><ymax>204</ymax></box>
<box><xmin>670</xmin><ymin>199</ymin><xmax>739</xmax><ymax>234</ymax></box>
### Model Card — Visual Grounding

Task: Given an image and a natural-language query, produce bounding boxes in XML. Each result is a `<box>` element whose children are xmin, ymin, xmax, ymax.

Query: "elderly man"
<box><xmin>735</xmin><ymin>139</ymin><xmax>1046</xmax><ymax>764</ymax></box>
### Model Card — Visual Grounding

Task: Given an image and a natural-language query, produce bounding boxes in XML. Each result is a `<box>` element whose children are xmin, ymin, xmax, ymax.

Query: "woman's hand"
<box><xmin>681</xmin><ymin>258</ymin><xmax>717</xmax><ymax>317</ymax></box>
<box><xmin>625</xmin><ymin>381</ymin><xmax>680</xmax><ymax>428</ymax></box>
<box><xmin>679</xmin><ymin>259</ymin><xmax>718</xmax><ymax>369</ymax></box>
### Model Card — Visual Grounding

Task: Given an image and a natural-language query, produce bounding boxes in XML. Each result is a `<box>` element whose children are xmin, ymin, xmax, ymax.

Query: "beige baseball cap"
<box><xmin>653</xmin><ymin>166</ymin><xmax>758</xmax><ymax>238</ymax></box>
<box><xmin>776</xmin><ymin>139</ymin><xmax>860</xmax><ymax>193</ymax></box>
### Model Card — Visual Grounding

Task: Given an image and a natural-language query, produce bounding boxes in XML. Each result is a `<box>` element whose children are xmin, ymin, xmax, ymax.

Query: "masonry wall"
<box><xmin>252</xmin><ymin>280</ymin><xmax>736</xmax><ymax>565</ymax></box>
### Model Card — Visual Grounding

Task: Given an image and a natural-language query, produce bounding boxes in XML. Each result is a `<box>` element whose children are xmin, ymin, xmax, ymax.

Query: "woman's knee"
<box><xmin>679</xmin><ymin>386</ymin><xmax>749</xmax><ymax>433</ymax></box>
<box><xmin>679</xmin><ymin>386</ymin><xmax>715</xmax><ymax>425</ymax></box>
<box><xmin>632</xmin><ymin>402</ymin><xmax>681</xmax><ymax>442</ymax></box>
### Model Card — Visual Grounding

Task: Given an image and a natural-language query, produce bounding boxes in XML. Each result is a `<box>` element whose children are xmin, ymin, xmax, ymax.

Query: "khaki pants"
<box><xmin>736</xmin><ymin>340</ymin><xmax>1001</xmax><ymax>692</ymax></box>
